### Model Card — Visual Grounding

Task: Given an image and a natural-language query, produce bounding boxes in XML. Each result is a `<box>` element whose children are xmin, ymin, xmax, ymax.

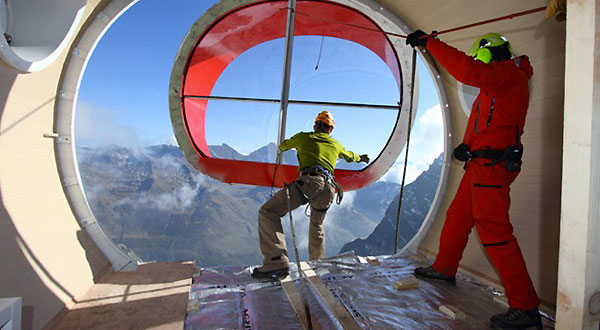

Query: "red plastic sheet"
<box><xmin>179</xmin><ymin>0</ymin><xmax>401</xmax><ymax>189</ymax></box>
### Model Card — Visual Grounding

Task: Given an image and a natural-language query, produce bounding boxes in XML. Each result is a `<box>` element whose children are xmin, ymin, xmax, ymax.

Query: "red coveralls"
<box><xmin>426</xmin><ymin>38</ymin><xmax>540</xmax><ymax>310</ymax></box>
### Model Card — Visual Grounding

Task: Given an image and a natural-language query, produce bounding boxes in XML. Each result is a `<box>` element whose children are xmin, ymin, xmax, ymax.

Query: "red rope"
<box><xmin>432</xmin><ymin>6</ymin><xmax>547</xmax><ymax>37</ymax></box>
<box><xmin>293</xmin><ymin>6</ymin><xmax>547</xmax><ymax>39</ymax></box>
<box><xmin>294</xmin><ymin>10</ymin><xmax>405</xmax><ymax>38</ymax></box>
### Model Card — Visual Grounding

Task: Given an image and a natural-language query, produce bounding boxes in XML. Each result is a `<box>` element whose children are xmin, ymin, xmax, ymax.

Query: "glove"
<box><xmin>453</xmin><ymin>143</ymin><xmax>471</xmax><ymax>162</ymax></box>
<box><xmin>406</xmin><ymin>30</ymin><xmax>429</xmax><ymax>48</ymax></box>
<box><xmin>359</xmin><ymin>154</ymin><xmax>370</xmax><ymax>164</ymax></box>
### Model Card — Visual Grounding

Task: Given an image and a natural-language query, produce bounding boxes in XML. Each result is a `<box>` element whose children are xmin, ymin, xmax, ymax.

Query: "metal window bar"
<box><xmin>276</xmin><ymin>0</ymin><xmax>297</xmax><ymax>166</ymax></box>
<box><xmin>183</xmin><ymin>95</ymin><xmax>400</xmax><ymax>111</ymax></box>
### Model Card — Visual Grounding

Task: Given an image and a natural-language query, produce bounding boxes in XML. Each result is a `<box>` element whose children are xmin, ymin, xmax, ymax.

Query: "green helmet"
<box><xmin>468</xmin><ymin>32</ymin><xmax>510</xmax><ymax>63</ymax></box>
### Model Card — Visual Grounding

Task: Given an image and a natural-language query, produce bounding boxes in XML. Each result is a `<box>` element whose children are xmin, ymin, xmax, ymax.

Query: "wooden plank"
<box><xmin>439</xmin><ymin>304</ymin><xmax>466</xmax><ymax>320</ymax></box>
<box><xmin>392</xmin><ymin>276</ymin><xmax>419</xmax><ymax>290</ymax></box>
<box><xmin>493</xmin><ymin>295</ymin><xmax>509</xmax><ymax>308</ymax></box>
<box><xmin>279</xmin><ymin>274</ymin><xmax>316</xmax><ymax>330</ymax></box>
<box><xmin>299</xmin><ymin>262</ymin><xmax>362</xmax><ymax>330</ymax></box>
<box><xmin>366</xmin><ymin>256</ymin><xmax>381</xmax><ymax>266</ymax></box>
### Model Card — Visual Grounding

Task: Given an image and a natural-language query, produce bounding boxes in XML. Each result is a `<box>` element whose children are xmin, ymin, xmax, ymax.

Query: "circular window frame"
<box><xmin>0</xmin><ymin>0</ymin><xmax>87</xmax><ymax>73</ymax></box>
<box><xmin>171</xmin><ymin>0</ymin><xmax>408</xmax><ymax>191</ymax></box>
<box><xmin>54</xmin><ymin>0</ymin><xmax>453</xmax><ymax>271</ymax></box>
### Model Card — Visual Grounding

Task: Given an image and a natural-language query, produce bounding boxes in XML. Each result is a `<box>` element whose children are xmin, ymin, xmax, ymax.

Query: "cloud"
<box><xmin>75</xmin><ymin>102</ymin><xmax>144</xmax><ymax>148</ymax></box>
<box><xmin>379</xmin><ymin>159</ymin><xmax>428</xmax><ymax>185</ymax></box>
<box><xmin>323</xmin><ymin>190</ymin><xmax>355</xmax><ymax>221</ymax></box>
<box><xmin>112</xmin><ymin>171</ymin><xmax>210</xmax><ymax>212</ymax></box>
<box><xmin>75</xmin><ymin>102</ymin><xmax>174</xmax><ymax>149</ymax></box>
<box><xmin>379</xmin><ymin>104</ymin><xmax>444</xmax><ymax>185</ymax></box>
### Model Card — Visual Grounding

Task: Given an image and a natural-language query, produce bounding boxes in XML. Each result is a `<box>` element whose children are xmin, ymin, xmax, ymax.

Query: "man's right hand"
<box><xmin>406</xmin><ymin>30</ymin><xmax>429</xmax><ymax>48</ymax></box>
<box><xmin>360</xmin><ymin>154</ymin><xmax>370</xmax><ymax>164</ymax></box>
<box><xmin>453</xmin><ymin>143</ymin><xmax>471</xmax><ymax>162</ymax></box>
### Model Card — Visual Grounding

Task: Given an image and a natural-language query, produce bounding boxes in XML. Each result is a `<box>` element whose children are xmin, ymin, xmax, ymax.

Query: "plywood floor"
<box><xmin>48</xmin><ymin>262</ymin><xmax>194</xmax><ymax>330</ymax></box>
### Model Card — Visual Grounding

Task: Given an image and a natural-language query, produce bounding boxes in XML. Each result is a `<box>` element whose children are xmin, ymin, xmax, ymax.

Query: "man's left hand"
<box><xmin>360</xmin><ymin>154</ymin><xmax>370</xmax><ymax>164</ymax></box>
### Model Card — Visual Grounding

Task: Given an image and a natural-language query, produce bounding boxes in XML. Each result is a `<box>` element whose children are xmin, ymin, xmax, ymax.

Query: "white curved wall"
<box><xmin>0</xmin><ymin>1</ymin><xmax>109</xmax><ymax>328</ymax></box>
<box><xmin>0</xmin><ymin>0</ymin><xmax>87</xmax><ymax>72</ymax></box>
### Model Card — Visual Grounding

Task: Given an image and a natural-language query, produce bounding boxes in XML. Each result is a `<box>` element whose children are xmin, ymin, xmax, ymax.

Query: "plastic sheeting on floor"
<box><xmin>185</xmin><ymin>252</ymin><xmax>555</xmax><ymax>329</ymax></box>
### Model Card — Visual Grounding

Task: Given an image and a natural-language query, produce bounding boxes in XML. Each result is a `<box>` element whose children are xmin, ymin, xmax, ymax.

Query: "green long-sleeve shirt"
<box><xmin>279</xmin><ymin>132</ymin><xmax>361</xmax><ymax>174</ymax></box>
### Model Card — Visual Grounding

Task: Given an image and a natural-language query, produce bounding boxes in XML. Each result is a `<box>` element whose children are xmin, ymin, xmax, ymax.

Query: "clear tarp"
<box><xmin>185</xmin><ymin>253</ymin><xmax>555</xmax><ymax>329</ymax></box>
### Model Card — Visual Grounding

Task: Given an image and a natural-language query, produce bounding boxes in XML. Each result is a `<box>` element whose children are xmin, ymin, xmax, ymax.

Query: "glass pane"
<box><xmin>289</xmin><ymin>0</ymin><xmax>401</xmax><ymax>105</ymax></box>
<box><xmin>207</xmin><ymin>38</ymin><xmax>285</xmax><ymax>100</ymax></box>
<box><xmin>204</xmin><ymin>100</ymin><xmax>280</xmax><ymax>162</ymax></box>
<box><xmin>183</xmin><ymin>1</ymin><xmax>287</xmax><ymax>98</ymax></box>
<box><xmin>289</xmin><ymin>36</ymin><xmax>399</xmax><ymax>105</ymax></box>
<box><xmin>283</xmin><ymin>103</ymin><xmax>398</xmax><ymax>170</ymax></box>
<box><xmin>377</xmin><ymin>56</ymin><xmax>445</xmax><ymax>251</ymax></box>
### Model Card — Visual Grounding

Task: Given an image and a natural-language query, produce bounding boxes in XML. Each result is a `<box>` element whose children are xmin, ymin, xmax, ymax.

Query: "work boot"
<box><xmin>490</xmin><ymin>307</ymin><xmax>542</xmax><ymax>330</ymax></box>
<box><xmin>251</xmin><ymin>266</ymin><xmax>289</xmax><ymax>279</ymax></box>
<box><xmin>413</xmin><ymin>266</ymin><xmax>456</xmax><ymax>284</ymax></box>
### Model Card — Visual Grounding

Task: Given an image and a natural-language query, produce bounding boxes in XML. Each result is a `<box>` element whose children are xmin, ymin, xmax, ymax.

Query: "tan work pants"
<box><xmin>258</xmin><ymin>174</ymin><xmax>336</xmax><ymax>270</ymax></box>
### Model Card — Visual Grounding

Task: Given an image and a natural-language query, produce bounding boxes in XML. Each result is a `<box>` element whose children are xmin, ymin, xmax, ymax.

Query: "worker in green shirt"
<box><xmin>252</xmin><ymin>111</ymin><xmax>369</xmax><ymax>279</ymax></box>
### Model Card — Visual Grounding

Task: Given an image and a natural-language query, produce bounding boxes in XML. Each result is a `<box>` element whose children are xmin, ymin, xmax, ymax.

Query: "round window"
<box><xmin>169</xmin><ymin>0</ymin><xmax>415</xmax><ymax>191</ymax></box>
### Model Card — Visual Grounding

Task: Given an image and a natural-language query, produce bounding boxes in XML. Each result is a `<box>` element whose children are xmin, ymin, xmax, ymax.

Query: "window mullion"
<box><xmin>183</xmin><ymin>95</ymin><xmax>400</xmax><ymax>110</ymax></box>
<box><xmin>276</xmin><ymin>0</ymin><xmax>297</xmax><ymax>166</ymax></box>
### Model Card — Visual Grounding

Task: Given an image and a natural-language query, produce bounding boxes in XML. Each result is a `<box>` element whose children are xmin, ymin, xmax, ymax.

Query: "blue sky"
<box><xmin>76</xmin><ymin>0</ymin><xmax>444</xmax><ymax>184</ymax></box>
<box><xmin>205</xmin><ymin>36</ymin><xmax>400</xmax><ymax>160</ymax></box>
<box><xmin>76</xmin><ymin>0</ymin><xmax>216</xmax><ymax>146</ymax></box>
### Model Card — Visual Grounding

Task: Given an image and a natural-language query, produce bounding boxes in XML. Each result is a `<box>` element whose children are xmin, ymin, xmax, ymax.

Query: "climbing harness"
<box><xmin>299</xmin><ymin>165</ymin><xmax>333</xmax><ymax>180</ymax></box>
<box><xmin>298</xmin><ymin>166</ymin><xmax>343</xmax><ymax>203</ymax></box>
<box><xmin>297</xmin><ymin>166</ymin><xmax>344</xmax><ymax>217</ymax></box>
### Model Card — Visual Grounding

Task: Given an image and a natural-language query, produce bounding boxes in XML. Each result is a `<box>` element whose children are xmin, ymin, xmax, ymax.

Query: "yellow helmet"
<box><xmin>315</xmin><ymin>111</ymin><xmax>335</xmax><ymax>128</ymax></box>
<box><xmin>468</xmin><ymin>32</ymin><xmax>510</xmax><ymax>63</ymax></box>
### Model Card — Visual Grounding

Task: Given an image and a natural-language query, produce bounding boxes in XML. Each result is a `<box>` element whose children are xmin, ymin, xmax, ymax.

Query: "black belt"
<box><xmin>299</xmin><ymin>166</ymin><xmax>333</xmax><ymax>180</ymax></box>
<box><xmin>470</xmin><ymin>149</ymin><xmax>505</xmax><ymax>160</ymax></box>
<box><xmin>302</xmin><ymin>171</ymin><xmax>323</xmax><ymax>177</ymax></box>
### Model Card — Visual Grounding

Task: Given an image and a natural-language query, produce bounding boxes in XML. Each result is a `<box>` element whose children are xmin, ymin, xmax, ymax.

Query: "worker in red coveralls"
<box><xmin>406</xmin><ymin>31</ymin><xmax>542</xmax><ymax>330</ymax></box>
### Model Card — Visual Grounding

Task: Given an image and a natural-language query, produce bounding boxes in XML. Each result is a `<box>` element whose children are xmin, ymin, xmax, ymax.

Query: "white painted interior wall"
<box><xmin>0</xmin><ymin>1</ymin><xmax>109</xmax><ymax>328</ymax></box>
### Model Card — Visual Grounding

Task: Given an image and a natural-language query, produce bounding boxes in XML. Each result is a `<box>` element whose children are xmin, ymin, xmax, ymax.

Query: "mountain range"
<box><xmin>340</xmin><ymin>155</ymin><xmax>443</xmax><ymax>255</ymax></box>
<box><xmin>76</xmin><ymin>143</ymin><xmax>441</xmax><ymax>267</ymax></box>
